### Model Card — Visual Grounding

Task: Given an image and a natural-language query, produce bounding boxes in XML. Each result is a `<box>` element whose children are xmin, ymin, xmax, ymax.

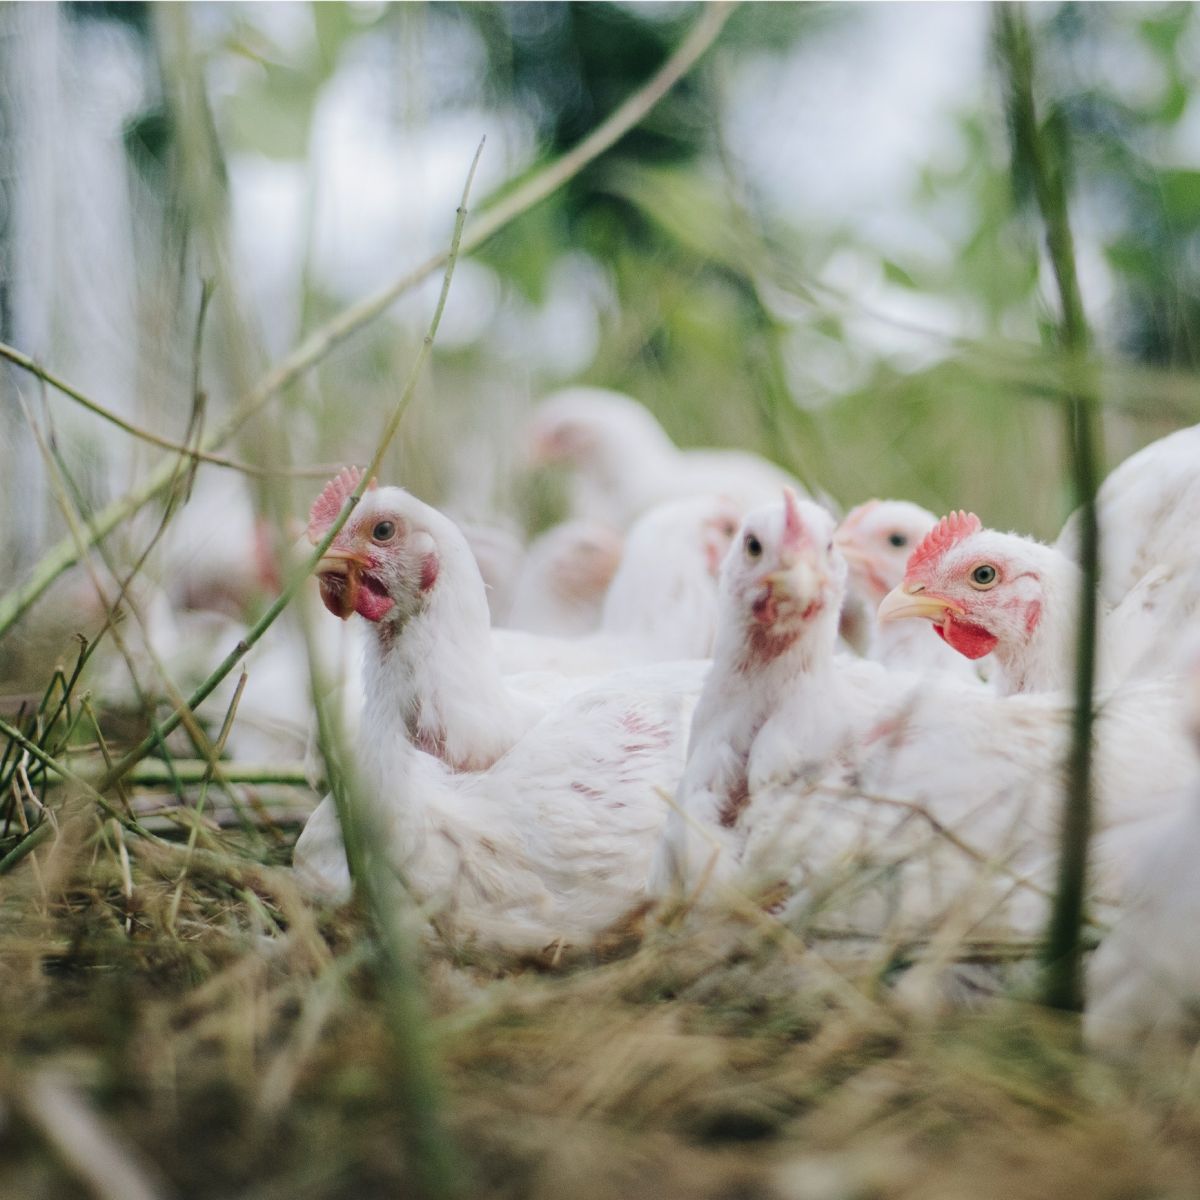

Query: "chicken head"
<box><xmin>308</xmin><ymin>468</ymin><xmax>440</xmax><ymax>626</ymax></box>
<box><xmin>720</xmin><ymin>488</ymin><xmax>843</xmax><ymax>664</ymax></box>
<box><xmin>835</xmin><ymin>498</ymin><xmax>939</xmax><ymax>605</ymax></box>
<box><xmin>877</xmin><ymin>511</ymin><xmax>1052</xmax><ymax>663</ymax></box>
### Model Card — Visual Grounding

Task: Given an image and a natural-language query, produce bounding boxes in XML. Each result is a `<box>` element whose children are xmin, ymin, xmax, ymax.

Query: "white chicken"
<box><xmin>877</xmin><ymin>511</ymin><xmax>1196</xmax><ymax>694</ymax></box>
<box><xmin>835</xmin><ymin>499</ymin><xmax>984</xmax><ymax>681</ymax></box>
<box><xmin>492</xmin><ymin>493</ymin><xmax>742</xmax><ymax>676</ymax></box>
<box><xmin>655</xmin><ymin>491</ymin><xmax>1193</xmax><ymax>947</ymax></box>
<box><xmin>503</xmin><ymin>519</ymin><xmax>624</xmax><ymax>637</ymax></box>
<box><xmin>1085</xmin><ymin>648</ymin><xmax>1200</xmax><ymax>1057</ymax></box>
<box><xmin>600</xmin><ymin>494</ymin><xmax>742</xmax><ymax>660</ymax></box>
<box><xmin>653</xmin><ymin>489</ymin><xmax>844</xmax><ymax>897</ymax></box>
<box><xmin>293</xmin><ymin>469</ymin><xmax>707</xmax><ymax>952</ymax></box>
<box><xmin>300</xmin><ymin>469</ymin><xmax>555</xmax><ymax>772</ymax></box>
<box><xmin>527</xmin><ymin>386</ymin><xmax>805</xmax><ymax>529</ymax></box>
<box><xmin>1057</xmin><ymin>421</ymin><xmax>1200</xmax><ymax>605</ymax></box>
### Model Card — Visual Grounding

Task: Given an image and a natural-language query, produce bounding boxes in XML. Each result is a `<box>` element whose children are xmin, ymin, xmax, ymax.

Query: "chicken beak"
<box><xmin>315</xmin><ymin>548</ymin><xmax>368</xmax><ymax>620</ymax></box>
<box><xmin>766</xmin><ymin>560</ymin><xmax>825</xmax><ymax>606</ymax></box>
<box><xmin>315</xmin><ymin>547</ymin><xmax>369</xmax><ymax>575</ymax></box>
<box><xmin>877</xmin><ymin>582</ymin><xmax>964</xmax><ymax>624</ymax></box>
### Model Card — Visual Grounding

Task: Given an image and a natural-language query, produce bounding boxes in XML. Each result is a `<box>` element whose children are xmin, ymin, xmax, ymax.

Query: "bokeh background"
<box><xmin>4</xmin><ymin>8</ymin><xmax>1200</xmax><ymax>1198</ymax></box>
<box><xmin>4</xmin><ymin>0</ymin><xmax>1200</xmax><ymax>612</ymax></box>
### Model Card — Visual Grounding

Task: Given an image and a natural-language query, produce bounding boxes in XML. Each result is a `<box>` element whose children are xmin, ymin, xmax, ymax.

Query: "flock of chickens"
<box><xmin>99</xmin><ymin>386</ymin><xmax>1200</xmax><ymax>1054</ymax></box>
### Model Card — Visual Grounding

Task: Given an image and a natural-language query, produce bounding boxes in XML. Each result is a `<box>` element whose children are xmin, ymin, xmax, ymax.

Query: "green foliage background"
<box><xmin>36</xmin><ymin>1</ymin><xmax>1200</xmax><ymax>552</ymax></box>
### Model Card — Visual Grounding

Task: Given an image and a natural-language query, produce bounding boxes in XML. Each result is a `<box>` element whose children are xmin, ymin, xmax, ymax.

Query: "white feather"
<box><xmin>1057</xmin><ymin>422</ymin><xmax>1200</xmax><ymax>605</ymax></box>
<box><xmin>493</xmin><ymin>494</ymin><xmax>743</xmax><ymax>675</ymax></box>
<box><xmin>529</xmin><ymin>387</ymin><xmax>806</xmax><ymax>529</ymax></box>
<box><xmin>1085</xmin><ymin>650</ymin><xmax>1200</xmax><ymax>1055</ymax></box>
<box><xmin>503</xmin><ymin>519</ymin><xmax>622</xmax><ymax>637</ymax></box>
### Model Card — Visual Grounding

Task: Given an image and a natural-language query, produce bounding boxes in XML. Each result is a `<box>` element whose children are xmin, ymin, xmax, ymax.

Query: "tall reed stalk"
<box><xmin>995</xmin><ymin>4</ymin><xmax>1103</xmax><ymax>1014</ymax></box>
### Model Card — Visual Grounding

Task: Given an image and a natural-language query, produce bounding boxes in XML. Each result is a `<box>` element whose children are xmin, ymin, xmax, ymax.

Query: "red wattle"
<box><xmin>420</xmin><ymin>553</ymin><xmax>440</xmax><ymax>593</ymax></box>
<box><xmin>355</xmin><ymin>584</ymin><xmax>395</xmax><ymax>623</ymax></box>
<box><xmin>940</xmin><ymin>613</ymin><xmax>997</xmax><ymax>660</ymax></box>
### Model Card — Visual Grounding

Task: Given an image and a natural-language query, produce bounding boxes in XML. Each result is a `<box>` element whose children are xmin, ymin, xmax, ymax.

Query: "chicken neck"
<box><xmin>362</xmin><ymin>528</ymin><xmax>543</xmax><ymax>772</ymax></box>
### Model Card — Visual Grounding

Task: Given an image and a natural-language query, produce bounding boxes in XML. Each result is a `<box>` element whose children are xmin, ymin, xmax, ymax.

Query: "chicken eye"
<box><xmin>372</xmin><ymin>520</ymin><xmax>397</xmax><ymax>542</ymax></box>
<box><xmin>888</xmin><ymin>532</ymin><xmax>908</xmax><ymax>548</ymax></box>
<box><xmin>969</xmin><ymin>563</ymin><xmax>998</xmax><ymax>589</ymax></box>
<box><xmin>744</xmin><ymin>533</ymin><xmax>763</xmax><ymax>558</ymax></box>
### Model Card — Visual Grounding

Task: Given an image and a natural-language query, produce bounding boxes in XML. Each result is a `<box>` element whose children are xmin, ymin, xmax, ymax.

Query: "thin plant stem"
<box><xmin>0</xmin><ymin>132</ymin><xmax>484</xmax><ymax>897</ymax></box>
<box><xmin>996</xmin><ymin>4</ymin><xmax>1102</xmax><ymax>1014</ymax></box>
<box><xmin>0</xmin><ymin>340</ymin><xmax>278</xmax><ymax>476</ymax></box>
<box><xmin>166</xmin><ymin>670</ymin><xmax>248</xmax><ymax>932</ymax></box>
<box><xmin>0</xmin><ymin>717</ymin><xmax>146</xmax><ymax>836</ymax></box>
<box><xmin>121</xmin><ymin>760</ymin><xmax>311</xmax><ymax>787</ymax></box>
<box><xmin>303</xmin><ymin>615</ymin><xmax>465</xmax><ymax>1196</ymax></box>
<box><xmin>0</xmin><ymin>0</ymin><xmax>736</xmax><ymax>643</ymax></box>
<box><xmin>20</xmin><ymin>388</ymin><xmax>225</xmax><ymax>801</ymax></box>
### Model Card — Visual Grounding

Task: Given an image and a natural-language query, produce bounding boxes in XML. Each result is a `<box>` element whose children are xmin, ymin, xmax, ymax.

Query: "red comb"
<box><xmin>906</xmin><ymin>510</ymin><xmax>981</xmax><ymax>577</ymax></box>
<box><xmin>308</xmin><ymin>467</ymin><xmax>375</xmax><ymax>544</ymax></box>
<box><xmin>782</xmin><ymin>486</ymin><xmax>807</xmax><ymax>550</ymax></box>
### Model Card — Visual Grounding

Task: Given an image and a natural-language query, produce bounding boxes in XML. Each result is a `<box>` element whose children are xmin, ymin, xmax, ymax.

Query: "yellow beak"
<box><xmin>759</xmin><ymin>561</ymin><xmax>829</xmax><ymax>615</ymax></box>
<box><xmin>314</xmin><ymin>548</ymin><xmax>371</xmax><ymax>620</ymax></box>
<box><xmin>877</xmin><ymin>582</ymin><xmax>964</xmax><ymax>624</ymax></box>
<box><xmin>315</xmin><ymin>547</ymin><xmax>369</xmax><ymax>576</ymax></box>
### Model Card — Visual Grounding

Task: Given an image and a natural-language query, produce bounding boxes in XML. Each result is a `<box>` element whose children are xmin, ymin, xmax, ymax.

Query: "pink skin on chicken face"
<box><xmin>553</xmin><ymin>528</ymin><xmax>623</xmax><ymax>601</ymax></box>
<box><xmin>528</xmin><ymin>416</ymin><xmax>592</xmax><ymax>467</ymax></box>
<box><xmin>702</xmin><ymin>505</ymin><xmax>742</xmax><ymax>576</ymax></box>
<box><xmin>316</xmin><ymin>514</ymin><xmax>443</xmax><ymax>624</ymax></box>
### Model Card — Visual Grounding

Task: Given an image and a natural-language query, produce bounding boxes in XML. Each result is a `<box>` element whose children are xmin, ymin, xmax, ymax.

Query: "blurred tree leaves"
<box><xmin>470</xmin><ymin>3</ymin><xmax>704</xmax><ymax>159</ymax></box>
<box><xmin>225</xmin><ymin>64</ymin><xmax>317</xmax><ymax>161</ymax></box>
<box><xmin>222</xmin><ymin>5</ymin><xmax>366</xmax><ymax>160</ymax></box>
<box><xmin>1158</xmin><ymin>169</ymin><xmax>1200</xmax><ymax>226</ymax></box>
<box><xmin>1005</xmin><ymin>4</ymin><xmax>1200</xmax><ymax>368</ymax></box>
<box><xmin>473</xmin><ymin>200</ymin><xmax>566</xmax><ymax>307</ymax></box>
<box><xmin>81</xmin><ymin>0</ymin><xmax>1200</xmax><ymax>536</ymax></box>
<box><xmin>466</xmin><ymin>2</ymin><xmax>722</xmax><ymax>310</ymax></box>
